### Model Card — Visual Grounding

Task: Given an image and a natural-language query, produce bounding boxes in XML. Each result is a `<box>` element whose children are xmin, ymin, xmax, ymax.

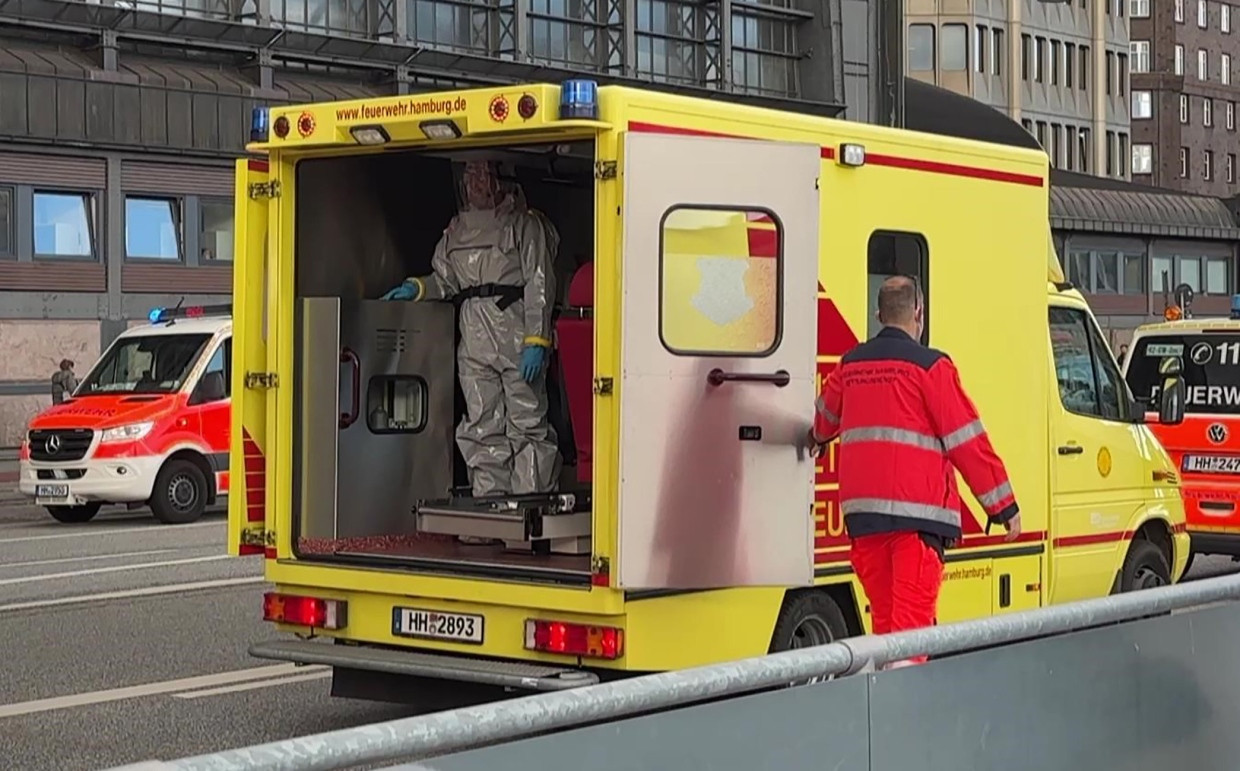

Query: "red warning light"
<box><xmin>273</xmin><ymin>115</ymin><xmax>291</xmax><ymax>138</ymax></box>
<box><xmin>297</xmin><ymin>112</ymin><xmax>316</xmax><ymax>137</ymax></box>
<box><xmin>517</xmin><ymin>94</ymin><xmax>538</xmax><ymax>120</ymax></box>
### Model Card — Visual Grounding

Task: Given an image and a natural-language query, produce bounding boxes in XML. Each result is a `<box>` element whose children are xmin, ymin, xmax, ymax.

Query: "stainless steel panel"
<box><xmin>297</xmin><ymin>297</ymin><xmax>342</xmax><ymax>540</ymax></box>
<box><xmin>335</xmin><ymin>299</ymin><xmax>455</xmax><ymax>538</ymax></box>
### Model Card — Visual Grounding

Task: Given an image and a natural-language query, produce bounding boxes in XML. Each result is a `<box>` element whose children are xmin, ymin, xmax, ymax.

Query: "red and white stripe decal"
<box><xmin>241</xmin><ymin>428</ymin><xmax>271</xmax><ymax>558</ymax></box>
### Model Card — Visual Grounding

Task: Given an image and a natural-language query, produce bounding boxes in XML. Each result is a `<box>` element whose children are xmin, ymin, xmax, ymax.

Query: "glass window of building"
<box><xmin>1132</xmin><ymin>144</ymin><xmax>1153</xmax><ymax>174</ymax></box>
<box><xmin>33</xmin><ymin>191</ymin><xmax>94</xmax><ymax>259</ymax></box>
<box><xmin>941</xmin><ymin>24</ymin><xmax>967</xmax><ymax>71</ymax></box>
<box><xmin>125</xmin><ymin>197</ymin><xmax>182</xmax><ymax>260</ymax></box>
<box><xmin>200</xmin><ymin>200</ymin><xmax>235</xmax><ymax>262</ymax></box>
<box><xmin>908</xmin><ymin>25</ymin><xmax>935</xmax><ymax>71</ymax></box>
<box><xmin>1132</xmin><ymin>90</ymin><xmax>1152</xmax><ymax>118</ymax></box>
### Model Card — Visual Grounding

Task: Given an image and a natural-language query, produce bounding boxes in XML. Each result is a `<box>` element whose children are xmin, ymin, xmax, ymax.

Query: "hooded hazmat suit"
<box><xmin>383</xmin><ymin>161</ymin><xmax>561</xmax><ymax>498</ymax></box>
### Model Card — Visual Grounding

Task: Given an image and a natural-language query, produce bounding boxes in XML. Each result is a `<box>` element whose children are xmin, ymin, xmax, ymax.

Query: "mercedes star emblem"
<box><xmin>1208</xmin><ymin>423</ymin><xmax>1228</xmax><ymax>444</ymax></box>
<box><xmin>44</xmin><ymin>435</ymin><xmax>61</xmax><ymax>455</ymax></box>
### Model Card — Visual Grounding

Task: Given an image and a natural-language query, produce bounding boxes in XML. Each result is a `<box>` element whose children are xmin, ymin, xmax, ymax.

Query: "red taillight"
<box><xmin>524</xmin><ymin>619</ymin><xmax>623</xmax><ymax>660</ymax></box>
<box><xmin>263</xmin><ymin>592</ymin><xmax>346</xmax><ymax>630</ymax></box>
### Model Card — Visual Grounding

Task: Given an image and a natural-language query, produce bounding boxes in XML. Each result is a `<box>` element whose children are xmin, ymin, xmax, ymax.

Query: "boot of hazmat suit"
<box><xmin>382</xmin><ymin>160</ymin><xmax>561</xmax><ymax>500</ymax></box>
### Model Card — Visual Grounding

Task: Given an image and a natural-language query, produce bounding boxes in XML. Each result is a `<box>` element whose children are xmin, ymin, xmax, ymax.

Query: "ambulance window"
<box><xmin>867</xmin><ymin>231</ymin><xmax>929</xmax><ymax>343</ymax></box>
<box><xmin>1048</xmin><ymin>307</ymin><xmax>1130</xmax><ymax>421</ymax></box>
<box><xmin>658</xmin><ymin>206</ymin><xmax>782</xmax><ymax>357</ymax></box>
<box><xmin>367</xmin><ymin>376</ymin><xmax>428</xmax><ymax>433</ymax></box>
<box><xmin>202</xmin><ymin>338</ymin><xmax>232</xmax><ymax>398</ymax></box>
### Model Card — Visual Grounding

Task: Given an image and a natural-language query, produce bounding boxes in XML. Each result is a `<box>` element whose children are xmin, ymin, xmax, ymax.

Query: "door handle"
<box><xmin>339</xmin><ymin>348</ymin><xmax>361</xmax><ymax>429</ymax></box>
<box><xmin>1057</xmin><ymin>445</ymin><xmax>1084</xmax><ymax>455</ymax></box>
<box><xmin>707</xmin><ymin>368</ymin><xmax>791</xmax><ymax>387</ymax></box>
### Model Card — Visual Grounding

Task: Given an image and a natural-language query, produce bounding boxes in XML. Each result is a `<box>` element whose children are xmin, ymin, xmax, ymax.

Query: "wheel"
<box><xmin>150</xmin><ymin>459</ymin><xmax>208</xmax><ymax>524</ymax></box>
<box><xmin>769</xmin><ymin>591</ymin><xmax>850</xmax><ymax>684</ymax></box>
<box><xmin>1117</xmin><ymin>539</ymin><xmax>1172</xmax><ymax>593</ymax></box>
<box><xmin>45</xmin><ymin>502</ymin><xmax>102</xmax><ymax>523</ymax></box>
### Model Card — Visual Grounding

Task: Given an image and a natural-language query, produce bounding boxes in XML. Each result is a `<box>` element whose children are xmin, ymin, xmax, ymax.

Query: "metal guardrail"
<box><xmin>111</xmin><ymin>573</ymin><xmax>1240</xmax><ymax>771</ymax></box>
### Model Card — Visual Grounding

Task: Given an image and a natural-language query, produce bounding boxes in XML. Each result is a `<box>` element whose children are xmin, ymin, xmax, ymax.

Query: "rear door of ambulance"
<box><xmin>614</xmin><ymin>129</ymin><xmax>821</xmax><ymax>590</ymax></box>
<box><xmin>228</xmin><ymin>159</ymin><xmax>273</xmax><ymax>557</ymax></box>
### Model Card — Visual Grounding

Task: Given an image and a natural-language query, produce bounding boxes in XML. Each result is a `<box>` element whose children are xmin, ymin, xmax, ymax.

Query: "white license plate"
<box><xmin>392</xmin><ymin>607</ymin><xmax>484</xmax><ymax>644</ymax></box>
<box><xmin>1182</xmin><ymin>455</ymin><xmax>1240</xmax><ymax>474</ymax></box>
<box><xmin>35</xmin><ymin>483</ymin><xmax>70</xmax><ymax>501</ymax></box>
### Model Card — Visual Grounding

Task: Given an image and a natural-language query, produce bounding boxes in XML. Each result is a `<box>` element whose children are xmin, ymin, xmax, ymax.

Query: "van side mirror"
<box><xmin>192</xmin><ymin>371</ymin><xmax>227</xmax><ymax>405</ymax></box>
<box><xmin>1157</xmin><ymin>356</ymin><xmax>1186</xmax><ymax>425</ymax></box>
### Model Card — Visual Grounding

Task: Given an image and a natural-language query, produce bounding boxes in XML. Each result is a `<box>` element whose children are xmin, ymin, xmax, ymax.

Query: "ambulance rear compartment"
<box><xmin>290</xmin><ymin>138</ymin><xmax>598</xmax><ymax>585</ymax></box>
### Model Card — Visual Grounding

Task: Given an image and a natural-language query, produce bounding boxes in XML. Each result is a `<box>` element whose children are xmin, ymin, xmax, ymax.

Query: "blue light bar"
<box><xmin>250</xmin><ymin>107</ymin><xmax>269</xmax><ymax>143</ymax></box>
<box><xmin>1231</xmin><ymin>294</ymin><xmax>1240</xmax><ymax>319</ymax></box>
<box><xmin>147</xmin><ymin>303</ymin><xmax>232</xmax><ymax>324</ymax></box>
<box><xmin>559</xmin><ymin>79</ymin><xmax>599</xmax><ymax>121</ymax></box>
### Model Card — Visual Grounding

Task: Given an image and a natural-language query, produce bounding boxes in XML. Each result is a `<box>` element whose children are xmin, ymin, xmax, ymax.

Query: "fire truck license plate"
<box><xmin>392</xmin><ymin>607</ymin><xmax>484</xmax><ymax>644</ymax></box>
<box><xmin>34</xmin><ymin>483</ymin><xmax>69</xmax><ymax>500</ymax></box>
<box><xmin>1182</xmin><ymin>455</ymin><xmax>1240</xmax><ymax>474</ymax></box>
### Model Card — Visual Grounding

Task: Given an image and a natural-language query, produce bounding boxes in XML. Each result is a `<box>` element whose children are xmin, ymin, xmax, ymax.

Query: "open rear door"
<box><xmin>228</xmin><ymin>159</ymin><xmax>272</xmax><ymax>557</ymax></box>
<box><xmin>616</xmin><ymin>132</ymin><xmax>821</xmax><ymax>590</ymax></box>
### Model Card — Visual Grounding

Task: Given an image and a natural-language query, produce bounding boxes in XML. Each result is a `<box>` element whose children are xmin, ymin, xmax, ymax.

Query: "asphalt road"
<box><xmin>1</xmin><ymin>497</ymin><xmax>1238</xmax><ymax>771</ymax></box>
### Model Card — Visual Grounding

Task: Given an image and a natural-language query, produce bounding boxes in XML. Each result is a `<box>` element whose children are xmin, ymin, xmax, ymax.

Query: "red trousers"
<box><xmin>850</xmin><ymin>531</ymin><xmax>944</xmax><ymax>664</ymax></box>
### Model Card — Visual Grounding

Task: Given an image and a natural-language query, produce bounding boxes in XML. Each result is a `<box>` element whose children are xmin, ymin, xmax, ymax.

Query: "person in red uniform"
<box><xmin>808</xmin><ymin>275</ymin><xmax>1021</xmax><ymax>665</ymax></box>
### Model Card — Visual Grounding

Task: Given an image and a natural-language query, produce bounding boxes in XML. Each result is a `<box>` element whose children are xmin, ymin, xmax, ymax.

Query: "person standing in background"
<box><xmin>51</xmin><ymin>359</ymin><xmax>77</xmax><ymax>405</ymax></box>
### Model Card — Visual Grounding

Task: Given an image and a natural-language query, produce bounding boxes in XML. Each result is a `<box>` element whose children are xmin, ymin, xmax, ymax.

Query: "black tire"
<box><xmin>45</xmin><ymin>502</ymin><xmax>102</xmax><ymax>524</ymax></box>
<box><xmin>769</xmin><ymin>591</ymin><xmax>850</xmax><ymax>685</ymax></box>
<box><xmin>150</xmin><ymin>459</ymin><xmax>208</xmax><ymax>524</ymax></box>
<box><xmin>1118</xmin><ymin>539</ymin><xmax>1172</xmax><ymax>593</ymax></box>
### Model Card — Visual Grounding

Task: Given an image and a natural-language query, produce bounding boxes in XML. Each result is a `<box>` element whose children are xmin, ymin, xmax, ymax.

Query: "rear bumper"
<box><xmin>249</xmin><ymin>638</ymin><xmax>599</xmax><ymax>691</ymax></box>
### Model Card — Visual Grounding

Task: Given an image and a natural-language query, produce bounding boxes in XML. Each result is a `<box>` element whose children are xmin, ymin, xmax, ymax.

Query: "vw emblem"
<box><xmin>44</xmin><ymin>435</ymin><xmax>61</xmax><ymax>455</ymax></box>
<box><xmin>1208</xmin><ymin>423</ymin><xmax>1228</xmax><ymax>444</ymax></box>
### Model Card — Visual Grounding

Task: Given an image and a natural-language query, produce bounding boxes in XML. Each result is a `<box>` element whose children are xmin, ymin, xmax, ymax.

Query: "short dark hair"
<box><xmin>877</xmin><ymin>275</ymin><xmax>922</xmax><ymax>325</ymax></box>
<box><xmin>60</xmin><ymin>359</ymin><xmax>73</xmax><ymax>369</ymax></box>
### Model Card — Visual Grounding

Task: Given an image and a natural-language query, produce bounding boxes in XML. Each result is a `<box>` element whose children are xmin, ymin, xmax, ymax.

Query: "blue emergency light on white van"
<box><xmin>148</xmin><ymin>304</ymin><xmax>232</xmax><ymax>324</ymax></box>
<box><xmin>251</xmin><ymin>107</ymin><xmax>269</xmax><ymax>143</ymax></box>
<box><xmin>559</xmin><ymin>79</ymin><xmax>599</xmax><ymax>121</ymax></box>
<box><xmin>1231</xmin><ymin>294</ymin><xmax>1240</xmax><ymax>319</ymax></box>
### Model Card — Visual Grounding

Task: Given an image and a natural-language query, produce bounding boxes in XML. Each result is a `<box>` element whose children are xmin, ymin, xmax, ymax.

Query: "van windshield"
<box><xmin>1126</xmin><ymin>333</ymin><xmax>1240</xmax><ymax>415</ymax></box>
<box><xmin>77</xmin><ymin>333</ymin><xmax>212</xmax><ymax>395</ymax></box>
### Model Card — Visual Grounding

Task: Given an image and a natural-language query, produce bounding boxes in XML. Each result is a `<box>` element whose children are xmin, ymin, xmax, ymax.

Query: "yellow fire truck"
<box><xmin>230</xmin><ymin>80</ymin><xmax>1191</xmax><ymax>704</ymax></box>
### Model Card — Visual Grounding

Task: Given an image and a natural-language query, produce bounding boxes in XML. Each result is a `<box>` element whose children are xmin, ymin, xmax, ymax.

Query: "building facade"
<box><xmin>0</xmin><ymin>0</ymin><xmax>891</xmax><ymax>447</ymax></box>
<box><xmin>1129</xmin><ymin>0</ymin><xmax>1240</xmax><ymax>195</ymax></box>
<box><xmin>907</xmin><ymin>0</ymin><xmax>1132</xmax><ymax>177</ymax></box>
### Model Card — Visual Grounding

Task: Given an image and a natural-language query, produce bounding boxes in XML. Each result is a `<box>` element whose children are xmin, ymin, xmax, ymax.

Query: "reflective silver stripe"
<box><xmin>841</xmin><ymin>497</ymin><xmax>961</xmax><ymax>527</ymax></box>
<box><xmin>941</xmin><ymin>419</ymin><xmax>984</xmax><ymax>451</ymax></box>
<box><xmin>840</xmin><ymin>426</ymin><xmax>944</xmax><ymax>453</ymax></box>
<box><xmin>978</xmin><ymin>481</ymin><xmax>1014</xmax><ymax>510</ymax></box>
<box><xmin>815</xmin><ymin>396</ymin><xmax>839</xmax><ymax>425</ymax></box>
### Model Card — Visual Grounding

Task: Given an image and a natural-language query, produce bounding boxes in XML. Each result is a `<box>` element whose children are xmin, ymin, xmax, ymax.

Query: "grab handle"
<box><xmin>340</xmin><ymin>348</ymin><xmax>361</xmax><ymax>429</ymax></box>
<box><xmin>707</xmin><ymin>368</ymin><xmax>791</xmax><ymax>388</ymax></box>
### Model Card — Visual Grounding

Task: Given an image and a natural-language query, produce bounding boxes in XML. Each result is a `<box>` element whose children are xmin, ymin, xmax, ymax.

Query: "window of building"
<box><xmin>1119</xmin><ymin>133</ymin><xmax>1129</xmax><ymax>177</ymax></box>
<box><xmin>1052</xmin><ymin>40</ymin><xmax>1062</xmax><ymax>85</ymax></box>
<box><xmin>200</xmin><ymin>200</ymin><xmax>234</xmax><ymax>261</ymax></box>
<box><xmin>659</xmin><ymin>206</ymin><xmax>781</xmax><ymax>356</ymax></box>
<box><xmin>1106</xmin><ymin>51</ymin><xmax>1115</xmax><ymax>94</ymax></box>
<box><xmin>1050</xmin><ymin>125</ymin><xmax>1062</xmax><ymax>166</ymax></box>
<box><xmin>1065</xmin><ymin>42</ymin><xmax>1076</xmax><ymax>88</ymax></box>
<box><xmin>1225</xmin><ymin>3</ymin><xmax>1232</xmax><ymax>31</ymax></box>
<box><xmin>1119</xmin><ymin>53</ymin><xmax>1128</xmax><ymax>96</ymax></box>
<box><xmin>1153</xmin><ymin>256</ymin><xmax>1173</xmax><ymax>292</ymax></box>
<box><xmin>1023</xmin><ymin>118</ymin><xmax>1034</xmax><ymax>134</ymax></box>
<box><xmin>1130</xmin><ymin>0</ymin><xmax>1150</xmax><ymax>15</ymax></box>
<box><xmin>1080</xmin><ymin>45</ymin><xmax>1090</xmax><ymax>90</ymax></box>
<box><xmin>1072</xmin><ymin>250</ymin><xmax>1145</xmax><ymax>294</ymax></box>
<box><xmin>124</xmin><ymin>197</ymin><xmax>182</xmax><ymax>260</ymax></box>
<box><xmin>1199</xmin><ymin>48</ymin><xmax>1209</xmax><ymax>80</ymax></box>
<box><xmin>1224</xmin><ymin>53</ymin><xmax>1233</xmax><ymax>84</ymax></box>
<box><xmin>1229</xmin><ymin>101</ymin><xmax>1236</xmax><ymax>129</ymax></box>
<box><xmin>867</xmin><ymin>231</ymin><xmax>929</xmax><ymax>343</ymax></box>
<box><xmin>1129</xmin><ymin>41</ymin><xmax>1149</xmax><ymax>74</ymax></box>
<box><xmin>1106</xmin><ymin>131</ymin><xmax>1116</xmax><ymax>175</ymax></box>
<box><xmin>1079</xmin><ymin>128</ymin><xmax>1091</xmax><ymax>172</ymax></box>
<box><xmin>1066</xmin><ymin>126</ymin><xmax>1078</xmax><ymax>170</ymax></box>
<box><xmin>1132</xmin><ymin>90</ymin><xmax>1152</xmax><ymax>118</ymax></box>
<box><xmin>1229</xmin><ymin>153</ymin><xmax>1237</xmax><ymax>182</ymax></box>
<box><xmin>992</xmin><ymin>29</ymin><xmax>1004</xmax><ymax>75</ymax></box>
<box><xmin>1176</xmin><ymin>0</ymin><xmax>1185</xmax><ymax>21</ymax></box>
<box><xmin>1049</xmin><ymin>307</ymin><xmax>1129</xmax><ymax>422</ymax></box>
<box><xmin>1037</xmin><ymin>121</ymin><xmax>1048</xmax><ymax>149</ymax></box>
<box><xmin>1180</xmin><ymin>146</ymin><xmax>1190</xmax><ymax>177</ymax></box>
<box><xmin>1035</xmin><ymin>36</ymin><xmax>1047</xmax><ymax>82</ymax></box>
<box><xmin>0</xmin><ymin>187</ymin><xmax>11</xmax><ymax>257</ymax></box>
<box><xmin>974</xmin><ymin>25</ymin><xmax>988</xmax><ymax>73</ymax></box>
<box><xmin>1132</xmin><ymin>144</ymin><xmax>1153</xmax><ymax>174</ymax></box>
<box><xmin>1181</xmin><ymin>94</ymin><xmax>1190</xmax><ymax>123</ymax></box>
<box><xmin>1022</xmin><ymin>34</ymin><xmax>1032</xmax><ymax>80</ymax></box>
<box><xmin>1207</xmin><ymin>257</ymin><xmax>1230</xmax><ymax>294</ymax></box>
<box><xmin>1181</xmin><ymin>256</ymin><xmax>1201</xmax><ymax>291</ymax></box>
<box><xmin>908</xmin><ymin>25</ymin><xmax>935</xmax><ymax>71</ymax></box>
<box><xmin>1205</xmin><ymin>149</ymin><xmax>1214</xmax><ymax>180</ymax></box>
<box><xmin>1200</xmin><ymin>0</ymin><xmax>1209</xmax><ymax>26</ymax></box>
<box><xmin>1168</xmin><ymin>255</ymin><xmax>1232</xmax><ymax>294</ymax></box>
<box><xmin>1175</xmin><ymin>44</ymin><xmax>1185</xmax><ymax>75</ymax></box>
<box><xmin>33</xmin><ymin>191</ymin><xmax>95</xmax><ymax>259</ymax></box>
<box><xmin>941</xmin><ymin>24</ymin><xmax>967</xmax><ymax>70</ymax></box>
<box><xmin>1205</xmin><ymin>97</ymin><xmax>1215</xmax><ymax>126</ymax></box>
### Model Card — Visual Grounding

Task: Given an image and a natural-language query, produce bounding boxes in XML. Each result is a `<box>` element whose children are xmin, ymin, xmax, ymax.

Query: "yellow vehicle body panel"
<box><xmin>231</xmin><ymin>82</ymin><xmax>1188</xmax><ymax>683</ymax></box>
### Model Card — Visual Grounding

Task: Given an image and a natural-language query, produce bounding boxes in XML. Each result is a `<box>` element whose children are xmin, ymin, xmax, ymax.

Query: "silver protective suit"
<box><xmin>411</xmin><ymin>166</ymin><xmax>561</xmax><ymax>497</ymax></box>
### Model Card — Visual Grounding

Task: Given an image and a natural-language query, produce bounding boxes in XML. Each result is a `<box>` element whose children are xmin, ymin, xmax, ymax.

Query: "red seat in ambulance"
<box><xmin>555</xmin><ymin>262</ymin><xmax>594</xmax><ymax>483</ymax></box>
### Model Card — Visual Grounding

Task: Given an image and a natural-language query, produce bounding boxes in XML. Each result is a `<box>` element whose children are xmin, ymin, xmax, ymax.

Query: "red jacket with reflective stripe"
<box><xmin>813</xmin><ymin>326</ymin><xmax>1019</xmax><ymax>543</ymax></box>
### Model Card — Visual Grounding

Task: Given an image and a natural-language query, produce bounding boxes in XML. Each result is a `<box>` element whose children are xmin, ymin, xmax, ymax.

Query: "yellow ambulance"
<box><xmin>230</xmin><ymin>80</ymin><xmax>1191</xmax><ymax>704</ymax></box>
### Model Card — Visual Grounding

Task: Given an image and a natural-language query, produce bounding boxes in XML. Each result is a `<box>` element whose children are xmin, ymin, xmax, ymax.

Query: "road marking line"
<box><xmin>0</xmin><ymin>549</ymin><xmax>178</xmax><ymax>569</ymax></box>
<box><xmin>0</xmin><ymin>663</ymin><xmax>316</xmax><ymax>719</ymax></box>
<box><xmin>173</xmin><ymin>669</ymin><xmax>331</xmax><ymax>699</ymax></box>
<box><xmin>0</xmin><ymin>576</ymin><xmax>265</xmax><ymax>613</ymax></box>
<box><xmin>0</xmin><ymin>520</ymin><xmax>223</xmax><ymax>545</ymax></box>
<box><xmin>0</xmin><ymin>554</ymin><xmax>231</xmax><ymax>586</ymax></box>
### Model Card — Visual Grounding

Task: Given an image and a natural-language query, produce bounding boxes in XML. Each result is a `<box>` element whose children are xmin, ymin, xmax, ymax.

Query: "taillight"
<box><xmin>524</xmin><ymin>619</ymin><xmax>623</xmax><ymax>660</ymax></box>
<box><xmin>263</xmin><ymin>592</ymin><xmax>347</xmax><ymax>630</ymax></box>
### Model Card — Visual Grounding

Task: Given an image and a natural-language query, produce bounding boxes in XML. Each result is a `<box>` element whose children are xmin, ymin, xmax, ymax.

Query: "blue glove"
<box><xmin>381</xmin><ymin>280</ymin><xmax>420</xmax><ymax>301</ymax></box>
<box><xmin>519</xmin><ymin>345</ymin><xmax>547</xmax><ymax>382</ymax></box>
